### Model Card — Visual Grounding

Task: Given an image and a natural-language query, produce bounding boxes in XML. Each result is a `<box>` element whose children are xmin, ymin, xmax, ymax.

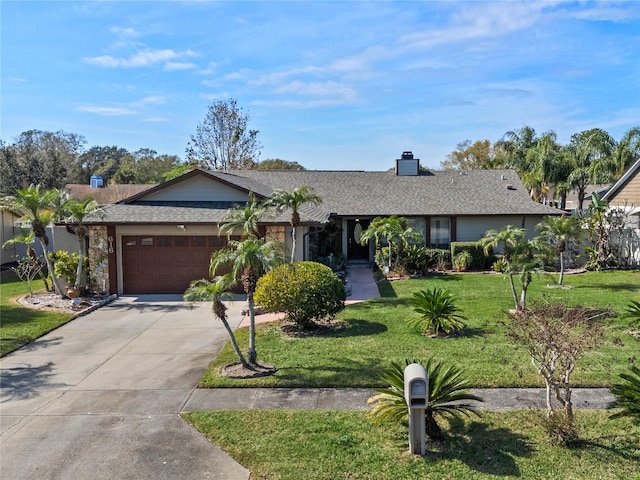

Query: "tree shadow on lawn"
<box><xmin>328</xmin><ymin>318</ymin><xmax>387</xmax><ymax>338</ymax></box>
<box><xmin>429</xmin><ymin>416</ymin><xmax>535</xmax><ymax>477</ymax></box>
<box><xmin>275</xmin><ymin>357</ymin><xmax>386</xmax><ymax>387</ymax></box>
<box><xmin>577</xmin><ymin>282</ymin><xmax>640</xmax><ymax>292</ymax></box>
<box><xmin>572</xmin><ymin>435</ymin><xmax>640</xmax><ymax>463</ymax></box>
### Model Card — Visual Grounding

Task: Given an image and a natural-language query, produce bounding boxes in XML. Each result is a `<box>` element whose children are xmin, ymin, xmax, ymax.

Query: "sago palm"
<box><xmin>608</xmin><ymin>365</ymin><xmax>640</xmax><ymax>424</ymax></box>
<box><xmin>409</xmin><ymin>287</ymin><xmax>466</xmax><ymax>336</ymax></box>
<box><xmin>183</xmin><ymin>274</ymin><xmax>249</xmax><ymax>369</ymax></box>
<box><xmin>368</xmin><ymin>358</ymin><xmax>483</xmax><ymax>440</ymax></box>
<box><xmin>623</xmin><ymin>300</ymin><xmax>640</xmax><ymax>328</ymax></box>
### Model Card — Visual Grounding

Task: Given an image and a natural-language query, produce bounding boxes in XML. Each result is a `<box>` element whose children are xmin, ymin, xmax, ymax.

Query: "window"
<box><xmin>141</xmin><ymin>237</ymin><xmax>154</xmax><ymax>246</ymax></box>
<box><xmin>191</xmin><ymin>236</ymin><xmax>205</xmax><ymax>247</ymax></box>
<box><xmin>209</xmin><ymin>236</ymin><xmax>224</xmax><ymax>247</ymax></box>
<box><xmin>158</xmin><ymin>236</ymin><xmax>171</xmax><ymax>247</ymax></box>
<box><xmin>430</xmin><ymin>218</ymin><xmax>450</xmax><ymax>248</ymax></box>
<box><xmin>174</xmin><ymin>237</ymin><xmax>188</xmax><ymax>247</ymax></box>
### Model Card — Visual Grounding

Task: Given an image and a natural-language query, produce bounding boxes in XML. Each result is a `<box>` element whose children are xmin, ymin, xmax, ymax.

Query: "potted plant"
<box><xmin>453</xmin><ymin>250</ymin><xmax>472</xmax><ymax>272</ymax></box>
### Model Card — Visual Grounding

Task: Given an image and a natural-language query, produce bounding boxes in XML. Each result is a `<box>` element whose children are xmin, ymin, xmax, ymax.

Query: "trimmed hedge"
<box><xmin>450</xmin><ymin>242</ymin><xmax>494</xmax><ymax>271</ymax></box>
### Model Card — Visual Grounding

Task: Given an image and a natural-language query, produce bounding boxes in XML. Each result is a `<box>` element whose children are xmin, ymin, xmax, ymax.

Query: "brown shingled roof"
<box><xmin>66</xmin><ymin>184</ymin><xmax>156</xmax><ymax>204</ymax></box>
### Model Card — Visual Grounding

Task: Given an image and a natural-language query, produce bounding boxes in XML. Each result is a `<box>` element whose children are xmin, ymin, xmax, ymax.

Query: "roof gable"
<box><xmin>120</xmin><ymin>169</ymin><xmax>271</xmax><ymax>204</ymax></box>
<box><xmin>602</xmin><ymin>159</ymin><xmax>640</xmax><ymax>206</ymax></box>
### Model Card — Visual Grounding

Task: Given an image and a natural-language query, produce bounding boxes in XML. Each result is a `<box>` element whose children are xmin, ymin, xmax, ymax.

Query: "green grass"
<box><xmin>201</xmin><ymin>270</ymin><xmax>640</xmax><ymax>388</ymax></box>
<box><xmin>184</xmin><ymin>409</ymin><xmax>640</xmax><ymax>480</ymax></box>
<box><xmin>0</xmin><ymin>270</ymin><xmax>74</xmax><ymax>356</ymax></box>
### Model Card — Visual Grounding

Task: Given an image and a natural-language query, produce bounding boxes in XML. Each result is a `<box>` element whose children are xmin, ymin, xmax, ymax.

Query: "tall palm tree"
<box><xmin>1</xmin><ymin>185</ymin><xmax>66</xmax><ymax>295</ymax></box>
<box><xmin>537</xmin><ymin>215</ymin><xmax>582</xmax><ymax>285</ymax></box>
<box><xmin>563</xmin><ymin>128</ymin><xmax>615</xmax><ymax>216</ymax></box>
<box><xmin>183</xmin><ymin>274</ymin><xmax>250</xmax><ymax>369</ymax></box>
<box><xmin>268</xmin><ymin>186</ymin><xmax>322</xmax><ymax>262</ymax></box>
<box><xmin>218</xmin><ymin>192</ymin><xmax>267</xmax><ymax>239</ymax></box>
<box><xmin>359</xmin><ymin>216</ymin><xmax>423</xmax><ymax>271</ymax></box>
<box><xmin>368</xmin><ymin>358</ymin><xmax>483</xmax><ymax>440</ymax></box>
<box><xmin>608</xmin><ymin>127</ymin><xmax>640</xmax><ymax>178</ymax></box>
<box><xmin>64</xmin><ymin>196</ymin><xmax>99</xmax><ymax>292</ymax></box>
<box><xmin>210</xmin><ymin>237</ymin><xmax>283</xmax><ymax>365</ymax></box>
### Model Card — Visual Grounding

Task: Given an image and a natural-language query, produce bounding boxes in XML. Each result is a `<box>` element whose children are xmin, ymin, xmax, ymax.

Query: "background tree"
<box><xmin>256</xmin><ymin>158</ymin><xmax>306</xmax><ymax>170</ymax></box>
<box><xmin>494</xmin><ymin>125</ymin><xmax>539</xmax><ymax>172</ymax></box>
<box><xmin>440</xmin><ymin>139</ymin><xmax>499</xmax><ymax>170</ymax></box>
<box><xmin>112</xmin><ymin>148</ymin><xmax>181</xmax><ymax>184</ymax></box>
<box><xmin>76</xmin><ymin>146</ymin><xmax>130</xmax><ymax>185</ymax></box>
<box><xmin>186</xmin><ymin>98</ymin><xmax>261</xmax><ymax>170</ymax></box>
<box><xmin>3</xmin><ymin>130</ymin><xmax>86</xmax><ymax>190</ymax></box>
<box><xmin>604</xmin><ymin>127</ymin><xmax>640</xmax><ymax>178</ymax></box>
<box><xmin>564</xmin><ymin>128</ymin><xmax>615</xmax><ymax>216</ymax></box>
<box><xmin>268</xmin><ymin>186</ymin><xmax>322</xmax><ymax>262</ymax></box>
<box><xmin>537</xmin><ymin>215</ymin><xmax>582</xmax><ymax>285</ymax></box>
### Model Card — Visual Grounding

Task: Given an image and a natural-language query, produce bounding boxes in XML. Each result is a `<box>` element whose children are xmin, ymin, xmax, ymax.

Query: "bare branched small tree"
<box><xmin>508</xmin><ymin>301</ymin><xmax>604</xmax><ymax>443</ymax></box>
<box><xmin>186</xmin><ymin>98</ymin><xmax>261</xmax><ymax>171</ymax></box>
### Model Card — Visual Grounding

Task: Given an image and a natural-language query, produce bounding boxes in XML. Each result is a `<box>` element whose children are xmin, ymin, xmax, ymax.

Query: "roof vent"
<box><xmin>396</xmin><ymin>151</ymin><xmax>420</xmax><ymax>176</ymax></box>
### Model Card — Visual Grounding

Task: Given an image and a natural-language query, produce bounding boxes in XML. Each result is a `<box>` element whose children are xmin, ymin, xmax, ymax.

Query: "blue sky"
<box><xmin>2</xmin><ymin>1</ymin><xmax>639</xmax><ymax>171</ymax></box>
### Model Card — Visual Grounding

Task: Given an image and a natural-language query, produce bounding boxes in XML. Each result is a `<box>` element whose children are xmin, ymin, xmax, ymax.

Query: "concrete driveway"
<box><xmin>0</xmin><ymin>296</ymin><xmax>250</xmax><ymax>480</ymax></box>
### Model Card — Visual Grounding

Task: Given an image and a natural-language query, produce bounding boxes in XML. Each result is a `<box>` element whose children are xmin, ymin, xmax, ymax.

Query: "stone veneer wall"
<box><xmin>88</xmin><ymin>226</ymin><xmax>110</xmax><ymax>293</ymax></box>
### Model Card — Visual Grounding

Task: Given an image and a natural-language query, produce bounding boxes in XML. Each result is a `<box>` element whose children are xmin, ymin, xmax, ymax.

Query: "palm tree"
<box><xmin>608</xmin><ymin>365</ymin><xmax>640</xmax><ymax>424</ymax></box>
<box><xmin>480</xmin><ymin>225</ymin><xmax>549</xmax><ymax>310</ymax></box>
<box><xmin>210</xmin><ymin>237</ymin><xmax>283</xmax><ymax>365</ymax></box>
<box><xmin>0</xmin><ymin>185</ymin><xmax>66</xmax><ymax>295</ymax></box>
<box><xmin>563</xmin><ymin>128</ymin><xmax>615</xmax><ymax>216</ymax></box>
<box><xmin>408</xmin><ymin>287</ymin><xmax>466</xmax><ymax>336</ymax></box>
<box><xmin>2</xmin><ymin>226</ymin><xmax>51</xmax><ymax>291</ymax></box>
<box><xmin>599</xmin><ymin>127</ymin><xmax>640</xmax><ymax>179</ymax></box>
<box><xmin>537</xmin><ymin>215</ymin><xmax>583</xmax><ymax>285</ymax></box>
<box><xmin>359</xmin><ymin>216</ymin><xmax>423</xmax><ymax>271</ymax></box>
<box><xmin>268</xmin><ymin>186</ymin><xmax>322</xmax><ymax>262</ymax></box>
<box><xmin>183</xmin><ymin>274</ymin><xmax>250</xmax><ymax>369</ymax></box>
<box><xmin>64</xmin><ymin>196</ymin><xmax>99</xmax><ymax>292</ymax></box>
<box><xmin>368</xmin><ymin>358</ymin><xmax>483</xmax><ymax>440</ymax></box>
<box><xmin>623</xmin><ymin>300</ymin><xmax>640</xmax><ymax>329</ymax></box>
<box><xmin>218</xmin><ymin>192</ymin><xmax>267</xmax><ymax>240</ymax></box>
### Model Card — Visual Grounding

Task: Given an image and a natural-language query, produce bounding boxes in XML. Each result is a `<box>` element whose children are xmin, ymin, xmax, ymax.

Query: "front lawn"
<box><xmin>184</xmin><ymin>409</ymin><xmax>640</xmax><ymax>480</ymax></box>
<box><xmin>201</xmin><ymin>270</ymin><xmax>640</xmax><ymax>388</ymax></box>
<box><xmin>0</xmin><ymin>270</ymin><xmax>74</xmax><ymax>357</ymax></box>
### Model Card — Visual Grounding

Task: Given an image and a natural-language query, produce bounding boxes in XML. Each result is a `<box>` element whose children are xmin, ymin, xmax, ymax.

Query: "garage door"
<box><xmin>122</xmin><ymin>235</ymin><xmax>235</xmax><ymax>294</ymax></box>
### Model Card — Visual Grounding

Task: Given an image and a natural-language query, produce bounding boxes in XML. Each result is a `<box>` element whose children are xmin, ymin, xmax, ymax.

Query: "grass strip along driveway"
<box><xmin>201</xmin><ymin>270</ymin><xmax>640</xmax><ymax>388</ymax></box>
<box><xmin>1</xmin><ymin>271</ymin><xmax>74</xmax><ymax>357</ymax></box>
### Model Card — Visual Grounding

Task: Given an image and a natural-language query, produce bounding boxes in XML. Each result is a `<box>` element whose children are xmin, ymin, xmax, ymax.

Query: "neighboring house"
<box><xmin>81</xmin><ymin>152</ymin><xmax>561</xmax><ymax>295</ymax></box>
<box><xmin>0</xmin><ymin>209</ymin><xmax>20</xmax><ymax>266</ymax></box>
<box><xmin>602</xmin><ymin>158</ymin><xmax>640</xmax><ymax>266</ymax></box>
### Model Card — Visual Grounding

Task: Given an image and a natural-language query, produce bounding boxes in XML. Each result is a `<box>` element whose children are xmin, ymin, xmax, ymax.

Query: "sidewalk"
<box><xmin>183</xmin><ymin>387</ymin><xmax>615</xmax><ymax>413</ymax></box>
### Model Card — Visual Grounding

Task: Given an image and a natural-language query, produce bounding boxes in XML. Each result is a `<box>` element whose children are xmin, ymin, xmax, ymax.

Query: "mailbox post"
<box><xmin>404</xmin><ymin>363</ymin><xmax>428</xmax><ymax>455</ymax></box>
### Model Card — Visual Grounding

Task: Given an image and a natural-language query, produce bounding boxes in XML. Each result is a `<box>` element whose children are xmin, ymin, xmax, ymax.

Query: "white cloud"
<box><xmin>110</xmin><ymin>26</ymin><xmax>140</xmax><ymax>38</ymax></box>
<box><xmin>137</xmin><ymin>96</ymin><xmax>167</xmax><ymax>105</ymax></box>
<box><xmin>77</xmin><ymin>105</ymin><xmax>135</xmax><ymax>116</ymax></box>
<box><xmin>84</xmin><ymin>48</ymin><xmax>197</xmax><ymax>68</ymax></box>
<box><xmin>143</xmin><ymin>117</ymin><xmax>170</xmax><ymax>123</ymax></box>
<box><xmin>164</xmin><ymin>62</ymin><xmax>196</xmax><ymax>71</ymax></box>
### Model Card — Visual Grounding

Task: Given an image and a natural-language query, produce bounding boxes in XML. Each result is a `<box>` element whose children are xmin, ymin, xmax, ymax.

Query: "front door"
<box><xmin>347</xmin><ymin>219</ymin><xmax>371</xmax><ymax>261</ymax></box>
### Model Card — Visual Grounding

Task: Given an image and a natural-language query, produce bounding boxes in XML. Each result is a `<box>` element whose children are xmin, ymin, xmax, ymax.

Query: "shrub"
<box><xmin>48</xmin><ymin>250</ymin><xmax>80</xmax><ymax>286</ymax></box>
<box><xmin>425</xmin><ymin>249</ymin><xmax>451</xmax><ymax>271</ymax></box>
<box><xmin>254</xmin><ymin>261</ymin><xmax>346</xmax><ymax>330</ymax></box>
<box><xmin>451</xmin><ymin>242</ymin><xmax>491</xmax><ymax>270</ymax></box>
<box><xmin>408</xmin><ymin>287</ymin><xmax>466</xmax><ymax>336</ymax></box>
